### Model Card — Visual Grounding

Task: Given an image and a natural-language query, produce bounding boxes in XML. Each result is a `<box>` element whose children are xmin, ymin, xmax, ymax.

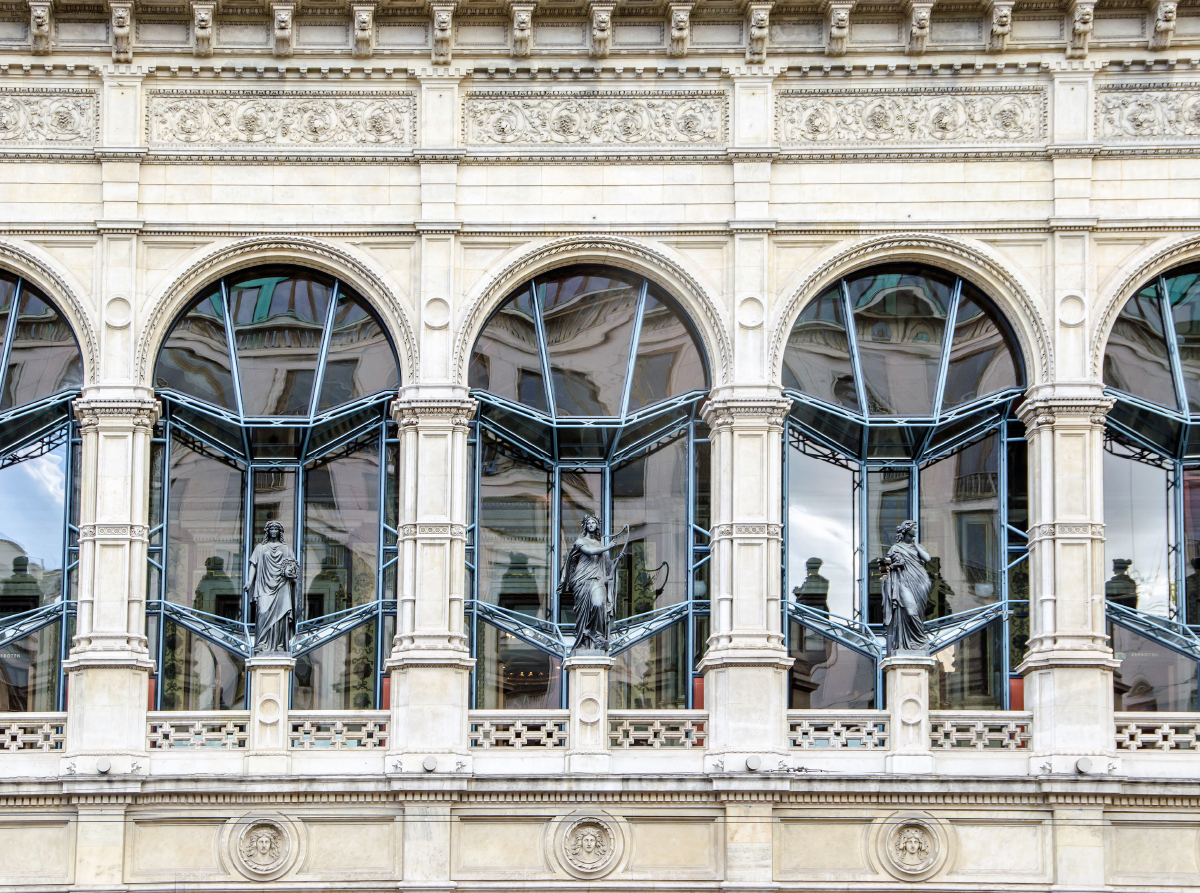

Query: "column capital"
<box><xmin>1015</xmin><ymin>393</ymin><xmax>1113</xmax><ymax>429</ymax></box>
<box><xmin>391</xmin><ymin>395</ymin><xmax>476</xmax><ymax>429</ymax></box>
<box><xmin>73</xmin><ymin>394</ymin><xmax>161</xmax><ymax>431</ymax></box>
<box><xmin>700</xmin><ymin>393</ymin><xmax>790</xmax><ymax>429</ymax></box>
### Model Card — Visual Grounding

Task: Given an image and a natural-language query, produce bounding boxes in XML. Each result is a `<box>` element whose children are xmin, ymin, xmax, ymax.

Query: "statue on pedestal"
<box><xmin>558</xmin><ymin>515</ymin><xmax>627</xmax><ymax>654</ymax></box>
<box><xmin>880</xmin><ymin>520</ymin><xmax>932</xmax><ymax>655</ymax></box>
<box><xmin>244</xmin><ymin>520</ymin><xmax>298</xmax><ymax>654</ymax></box>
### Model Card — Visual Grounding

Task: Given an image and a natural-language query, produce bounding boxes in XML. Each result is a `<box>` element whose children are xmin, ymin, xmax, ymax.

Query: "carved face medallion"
<box><xmin>562</xmin><ymin>818</ymin><xmax>617</xmax><ymax>876</ymax></box>
<box><xmin>886</xmin><ymin>821</ymin><xmax>937</xmax><ymax>875</ymax></box>
<box><xmin>237</xmin><ymin>820</ymin><xmax>290</xmax><ymax>875</ymax></box>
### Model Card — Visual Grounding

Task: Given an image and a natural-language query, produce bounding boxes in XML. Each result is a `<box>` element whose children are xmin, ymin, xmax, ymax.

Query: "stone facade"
<box><xmin>1</xmin><ymin>3</ymin><xmax>1200</xmax><ymax>891</ymax></box>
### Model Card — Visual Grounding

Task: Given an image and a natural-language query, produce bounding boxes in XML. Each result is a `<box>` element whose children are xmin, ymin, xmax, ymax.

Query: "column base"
<box><xmin>387</xmin><ymin>649</ymin><xmax>474</xmax><ymax>771</ymax></box>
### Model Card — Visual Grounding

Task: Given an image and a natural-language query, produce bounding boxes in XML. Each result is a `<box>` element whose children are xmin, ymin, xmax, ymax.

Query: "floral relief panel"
<box><xmin>0</xmin><ymin>89</ymin><xmax>97</xmax><ymax>145</ymax></box>
<box><xmin>1097</xmin><ymin>83</ymin><xmax>1200</xmax><ymax>139</ymax></box>
<box><xmin>146</xmin><ymin>90</ymin><xmax>416</xmax><ymax>147</ymax></box>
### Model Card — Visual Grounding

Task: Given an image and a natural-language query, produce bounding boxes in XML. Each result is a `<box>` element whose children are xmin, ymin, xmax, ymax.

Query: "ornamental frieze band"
<box><xmin>463</xmin><ymin>89</ymin><xmax>727</xmax><ymax>146</ymax></box>
<box><xmin>776</xmin><ymin>86</ymin><xmax>1045</xmax><ymax>145</ymax></box>
<box><xmin>0</xmin><ymin>88</ymin><xmax>97</xmax><ymax>145</ymax></box>
<box><xmin>1097</xmin><ymin>82</ymin><xmax>1200</xmax><ymax>139</ymax></box>
<box><xmin>146</xmin><ymin>89</ymin><xmax>417</xmax><ymax>147</ymax></box>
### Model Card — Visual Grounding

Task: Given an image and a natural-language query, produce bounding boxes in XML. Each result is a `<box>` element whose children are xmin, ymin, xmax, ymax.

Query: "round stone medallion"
<box><xmin>224</xmin><ymin>814</ymin><xmax>303</xmax><ymax>882</ymax></box>
<box><xmin>561</xmin><ymin>817</ymin><xmax>618</xmax><ymax>877</ymax></box>
<box><xmin>874</xmin><ymin>813</ymin><xmax>949</xmax><ymax>882</ymax></box>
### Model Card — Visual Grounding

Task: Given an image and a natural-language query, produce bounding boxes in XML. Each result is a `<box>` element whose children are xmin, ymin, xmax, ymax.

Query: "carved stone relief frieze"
<box><xmin>777</xmin><ymin>87</ymin><xmax>1045</xmax><ymax>146</ymax></box>
<box><xmin>1097</xmin><ymin>83</ymin><xmax>1200</xmax><ymax>139</ymax></box>
<box><xmin>0</xmin><ymin>89</ymin><xmax>98</xmax><ymax>145</ymax></box>
<box><xmin>146</xmin><ymin>90</ymin><xmax>416</xmax><ymax>148</ymax></box>
<box><xmin>463</xmin><ymin>90</ymin><xmax>726</xmax><ymax>147</ymax></box>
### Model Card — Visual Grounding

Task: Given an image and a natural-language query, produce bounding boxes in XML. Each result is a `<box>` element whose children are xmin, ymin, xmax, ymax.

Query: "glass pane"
<box><xmin>317</xmin><ymin>292</ymin><xmax>400</xmax><ymax>412</ymax></box>
<box><xmin>167</xmin><ymin>438</ymin><xmax>244</xmax><ymax>616</ymax></box>
<box><xmin>1112</xmin><ymin>623</ymin><xmax>1198</xmax><ymax>711</ymax></box>
<box><xmin>1007</xmin><ymin>432</ymin><xmax>1028</xmax><ymax>533</ymax></box>
<box><xmin>474</xmin><ymin>620</ymin><xmax>562</xmax><ymax>708</ymax></box>
<box><xmin>385</xmin><ymin>439</ymin><xmax>399</xmax><ymax>546</ymax></box>
<box><xmin>154</xmin><ymin>291</ymin><xmax>238</xmax><ymax>411</ymax></box>
<box><xmin>0</xmin><ymin>272</ymin><xmax>15</xmax><ymax>347</ymax></box>
<box><xmin>610</xmin><ymin>619</ymin><xmax>687</xmax><ymax>709</ymax></box>
<box><xmin>867</xmin><ymin>468</ymin><xmax>911</xmax><ymax>623</ymax></box>
<box><xmin>919</xmin><ymin>434</ymin><xmax>1001</xmax><ymax>618</ymax></box>
<box><xmin>781</xmin><ymin>286</ymin><xmax>860</xmax><ymax>412</ymax></box>
<box><xmin>478</xmin><ymin>437</ymin><xmax>551</xmax><ymax>618</ymax></box>
<box><xmin>942</xmin><ymin>287</ymin><xmax>1020</xmax><ymax>410</ymax></box>
<box><xmin>930</xmin><ymin>621</ymin><xmax>1003</xmax><ymax>709</ymax></box>
<box><xmin>788</xmin><ymin>401</ymin><xmax>864</xmax><ymax>458</ymax></box>
<box><xmin>469</xmin><ymin>290</ymin><xmax>547</xmax><ymax>413</ymax></box>
<box><xmin>253</xmin><ymin>469</ymin><xmax>296</xmax><ymax>551</ymax></box>
<box><xmin>1166</xmin><ymin>266</ymin><xmax>1200</xmax><ymax>414</ymax></box>
<box><xmin>303</xmin><ymin>447</ymin><xmax>379</xmax><ymax>621</ymax></box>
<box><xmin>0</xmin><ymin>622</ymin><xmax>60</xmax><ymax>711</ymax></box>
<box><xmin>626</xmin><ymin>285</ymin><xmax>707</xmax><ymax>412</ymax></box>
<box><xmin>612</xmin><ymin>437</ymin><xmax>688</xmax><ymax>618</ymax></box>
<box><xmin>848</xmin><ymin>265</ymin><xmax>953</xmax><ymax>416</ymax></box>
<box><xmin>228</xmin><ymin>266</ymin><xmax>334</xmax><ymax>416</ymax></box>
<box><xmin>159</xmin><ymin>619</ymin><xmax>246</xmax><ymax>710</ymax></box>
<box><xmin>1184</xmin><ymin>469</ymin><xmax>1200</xmax><ymax>625</ymax></box>
<box><xmin>293</xmin><ymin>620</ymin><xmax>377</xmax><ymax>709</ymax></box>
<box><xmin>788</xmin><ymin>620</ymin><xmax>876</xmax><ymax>709</ymax></box>
<box><xmin>0</xmin><ymin>442</ymin><xmax>67</xmax><ymax>615</ymax></box>
<box><xmin>540</xmin><ymin>265</ymin><xmax>641</xmax><ymax>417</ymax></box>
<box><xmin>788</xmin><ymin>447</ymin><xmax>856</xmax><ymax>618</ymax></box>
<box><xmin>1103</xmin><ymin>446</ymin><xmax>1170</xmax><ymax>615</ymax></box>
<box><xmin>1</xmin><ymin>287</ymin><xmax>83</xmax><ymax>411</ymax></box>
<box><xmin>148</xmin><ymin>438</ymin><xmax>165</xmax><ymax>538</ymax></box>
<box><xmin>1103</xmin><ymin>284</ymin><xmax>1178</xmax><ymax>410</ymax></box>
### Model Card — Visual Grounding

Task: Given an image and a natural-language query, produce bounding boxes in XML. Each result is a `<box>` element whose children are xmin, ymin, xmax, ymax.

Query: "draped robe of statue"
<box><xmin>559</xmin><ymin>534</ymin><xmax>614</xmax><ymax>653</ymax></box>
<box><xmin>248</xmin><ymin>540</ymin><xmax>296</xmax><ymax>653</ymax></box>
<box><xmin>882</xmin><ymin>539</ymin><xmax>932</xmax><ymax>654</ymax></box>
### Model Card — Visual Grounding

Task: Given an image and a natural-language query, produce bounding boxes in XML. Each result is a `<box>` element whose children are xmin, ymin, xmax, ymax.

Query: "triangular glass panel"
<box><xmin>540</xmin><ymin>265</ymin><xmax>640</xmax><ymax>417</ymax></box>
<box><xmin>941</xmin><ymin>286</ymin><xmax>1020</xmax><ymax>412</ymax></box>
<box><xmin>1104</xmin><ymin>282</ymin><xmax>1178</xmax><ymax>411</ymax></box>
<box><xmin>781</xmin><ymin>285</ymin><xmax>860</xmax><ymax>413</ymax></box>
<box><xmin>469</xmin><ymin>290</ymin><xmax>548</xmax><ymax>413</ymax></box>
<box><xmin>155</xmin><ymin>290</ymin><xmax>238</xmax><ymax>412</ymax></box>
<box><xmin>1</xmin><ymin>286</ymin><xmax>83</xmax><ymax>411</ymax></box>
<box><xmin>317</xmin><ymin>291</ymin><xmax>400</xmax><ymax>412</ymax></box>
<box><xmin>228</xmin><ymin>265</ymin><xmax>334</xmax><ymax>416</ymax></box>
<box><xmin>626</xmin><ymin>284</ymin><xmax>708</xmax><ymax>413</ymax></box>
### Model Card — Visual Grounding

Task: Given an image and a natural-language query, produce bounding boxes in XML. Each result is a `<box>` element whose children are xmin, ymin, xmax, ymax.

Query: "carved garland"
<box><xmin>453</xmin><ymin>235</ymin><xmax>731</xmax><ymax>386</ymax></box>
<box><xmin>136</xmin><ymin>236</ymin><xmax>418</xmax><ymax>385</ymax></box>
<box><xmin>0</xmin><ymin>237</ymin><xmax>98</xmax><ymax>383</ymax></box>
<box><xmin>768</xmin><ymin>233</ymin><xmax>1051</xmax><ymax>385</ymax></box>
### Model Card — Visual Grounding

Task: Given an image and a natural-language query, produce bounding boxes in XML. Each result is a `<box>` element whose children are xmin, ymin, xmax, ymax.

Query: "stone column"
<box><xmin>64</xmin><ymin>393</ymin><xmax>159</xmax><ymax>777</ymax></box>
<box><xmin>387</xmin><ymin>395</ymin><xmax>475</xmax><ymax>774</ymax></box>
<box><xmin>882</xmin><ymin>654</ymin><xmax>935</xmax><ymax>774</ymax></box>
<box><xmin>245</xmin><ymin>656</ymin><xmax>295</xmax><ymax>774</ymax></box>
<box><xmin>564</xmin><ymin>654</ymin><xmax>613</xmax><ymax>774</ymax></box>
<box><xmin>698</xmin><ymin>393</ymin><xmax>793</xmax><ymax>771</ymax></box>
<box><xmin>1017</xmin><ymin>389</ymin><xmax>1119</xmax><ymax>776</ymax></box>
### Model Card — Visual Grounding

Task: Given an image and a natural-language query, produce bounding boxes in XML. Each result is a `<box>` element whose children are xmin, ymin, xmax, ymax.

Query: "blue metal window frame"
<box><xmin>147</xmin><ymin>267</ymin><xmax>401</xmax><ymax>710</ymax></box>
<box><xmin>780</xmin><ymin>268</ymin><xmax>1028</xmax><ymax>710</ymax></box>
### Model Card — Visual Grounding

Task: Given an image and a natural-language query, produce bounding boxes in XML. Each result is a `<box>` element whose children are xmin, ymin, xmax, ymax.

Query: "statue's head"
<box><xmin>895</xmin><ymin>519</ymin><xmax>918</xmax><ymax>542</ymax></box>
<box><xmin>264</xmin><ymin>520</ymin><xmax>285</xmax><ymax>541</ymax></box>
<box><xmin>581</xmin><ymin>514</ymin><xmax>601</xmax><ymax>537</ymax></box>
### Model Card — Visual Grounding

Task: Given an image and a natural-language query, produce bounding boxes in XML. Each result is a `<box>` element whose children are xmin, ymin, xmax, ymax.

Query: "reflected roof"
<box><xmin>0</xmin><ymin>270</ymin><xmax>83</xmax><ymax>414</ymax></box>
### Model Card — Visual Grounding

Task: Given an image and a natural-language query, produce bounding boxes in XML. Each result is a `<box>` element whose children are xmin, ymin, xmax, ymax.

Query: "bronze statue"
<box><xmin>880</xmin><ymin>520</ymin><xmax>931</xmax><ymax>655</ymax></box>
<box><xmin>244</xmin><ymin>520</ymin><xmax>298</xmax><ymax>654</ymax></box>
<box><xmin>558</xmin><ymin>515</ymin><xmax>627</xmax><ymax>654</ymax></box>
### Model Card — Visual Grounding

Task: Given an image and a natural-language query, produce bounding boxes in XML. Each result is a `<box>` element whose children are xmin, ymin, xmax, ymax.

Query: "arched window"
<box><xmin>781</xmin><ymin>263</ymin><xmax>1028</xmax><ymax>710</ymax></box>
<box><xmin>1102</xmin><ymin>263</ymin><xmax>1200</xmax><ymax>711</ymax></box>
<box><xmin>466</xmin><ymin>264</ymin><xmax>710</xmax><ymax>709</ymax></box>
<box><xmin>149</xmin><ymin>264</ymin><xmax>400</xmax><ymax>711</ymax></box>
<box><xmin>0</xmin><ymin>271</ymin><xmax>84</xmax><ymax>712</ymax></box>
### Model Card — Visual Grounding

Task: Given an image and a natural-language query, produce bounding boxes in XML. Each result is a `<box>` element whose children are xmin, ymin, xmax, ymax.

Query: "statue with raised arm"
<box><xmin>244</xmin><ymin>520</ymin><xmax>298</xmax><ymax>654</ymax></box>
<box><xmin>880</xmin><ymin>520</ymin><xmax>931</xmax><ymax>655</ymax></box>
<box><xmin>559</xmin><ymin>515</ymin><xmax>627</xmax><ymax>654</ymax></box>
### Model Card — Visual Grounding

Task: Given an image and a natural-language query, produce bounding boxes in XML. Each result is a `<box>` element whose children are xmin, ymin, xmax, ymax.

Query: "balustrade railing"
<box><xmin>288</xmin><ymin>712</ymin><xmax>389</xmax><ymax>749</ymax></box>
<box><xmin>608</xmin><ymin>711</ymin><xmax>707</xmax><ymax>748</ymax></box>
<box><xmin>147</xmin><ymin>712</ymin><xmax>250</xmax><ymax>750</ymax></box>
<box><xmin>468</xmin><ymin>711</ymin><xmax>570</xmax><ymax>749</ymax></box>
<box><xmin>0</xmin><ymin>713</ymin><xmax>66</xmax><ymax>752</ymax></box>
<box><xmin>1115</xmin><ymin>713</ymin><xmax>1200</xmax><ymax>751</ymax></box>
<box><xmin>929</xmin><ymin>711</ymin><xmax>1033</xmax><ymax>750</ymax></box>
<box><xmin>787</xmin><ymin>710</ymin><xmax>890</xmax><ymax>749</ymax></box>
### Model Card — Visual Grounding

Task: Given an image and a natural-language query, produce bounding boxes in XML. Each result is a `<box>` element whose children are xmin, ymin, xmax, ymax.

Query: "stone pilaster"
<box><xmin>63</xmin><ymin>392</ymin><xmax>159</xmax><ymax>777</ymax></box>
<box><xmin>564</xmin><ymin>654</ymin><xmax>613</xmax><ymax>774</ymax></box>
<box><xmin>882</xmin><ymin>654</ymin><xmax>936</xmax><ymax>774</ymax></box>
<box><xmin>387</xmin><ymin>394</ymin><xmax>476</xmax><ymax>774</ymax></box>
<box><xmin>1016</xmin><ymin>389</ymin><xmax>1119</xmax><ymax>776</ymax></box>
<box><xmin>245</xmin><ymin>656</ymin><xmax>295</xmax><ymax>774</ymax></box>
<box><xmin>698</xmin><ymin>393</ymin><xmax>793</xmax><ymax>771</ymax></box>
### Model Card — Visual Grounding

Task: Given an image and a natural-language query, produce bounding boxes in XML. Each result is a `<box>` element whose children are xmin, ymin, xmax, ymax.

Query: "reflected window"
<box><xmin>150</xmin><ymin>265</ymin><xmax>401</xmax><ymax>710</ymax></box>
<box><xmin>1111</xmin><ymin>624</ymin><xmax>1199</xmax><ymax>711</ymax></box>
<box><xmin>782</xmin><ymin>263</ymin><xmax>1027</xmax><ymax>709</ymax></box>
<box><xmin>0</xmin><ymin>270</ymin><xmax>83</xmax><ymax>711</ymax></box>
<box><xmin>467</xmin><ymin>264</ymin><xmax>710</xmax><ymax>709</ymax></box>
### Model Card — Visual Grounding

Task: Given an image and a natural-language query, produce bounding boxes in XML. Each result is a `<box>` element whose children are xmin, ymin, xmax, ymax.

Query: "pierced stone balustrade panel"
<box><xmin>288</xmin><ymin>712</ymin><xmax>389</xmax><ymax>749</ymax></box>
<box><xmin>929</xmin><ymin>711</ymin><xmax>1033</xmax><ymax>750</ymax></box>
<box><xmin>147</xmin><ymin>712</ymin><xmax>250</xmax><ymax>749</ymax></box>
<box><xmin>787</xmin><ymin>710</ymin><xmax>891</xmax><ymax>749</ymax></box>
<box><xmin>468</xmin><ymin>711</ymin><xmax>570</xmax><ymax>748</ymax></box>
<box><xmin>608</xmin><ymin>711</ymin><xmax>708</xmax><ymax>748</ymax></box>
<box><xmin>0</xmin><ymin>714</ymin><xmax>67</xmax><ymax>752</ymax></box>
<box><xmin>1115</xmin><ymin>713</ymin><xmax>1200</xmax><ymax>751</ymax></box>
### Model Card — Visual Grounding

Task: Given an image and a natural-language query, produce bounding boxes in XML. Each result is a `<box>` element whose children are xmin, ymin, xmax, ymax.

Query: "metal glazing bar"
<box><xmin>617</xmin><ymin>279</ymin><xmax>650</xmax><ymax>426</ymax></box>
<box><xmin>0</xmin><ymin>277</ymin><xmax>24</xmax><ymax>401</ymax></box>
<box><xmin>840</xmin><ymin>278</ymin><xmax>870</xmax><ymax>422</ymax></box>
<box><xmin>307</xmin><ymin>279</ymin><xmax>341</xmax><ymax>421</ymax></box>
<box><xmin>1159</xmin><ymin>275</ymin><xmax>1190</xmax><ymax>425</ymax></box>
<box><xmin>929</xmin><ymin>277</ymin><xmax>963</xmax><ymax>426</ymax></box>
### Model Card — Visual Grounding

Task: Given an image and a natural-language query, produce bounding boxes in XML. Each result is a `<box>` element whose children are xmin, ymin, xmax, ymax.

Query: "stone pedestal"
<box><xmin>245</xmin><ymin>655</ymin><xmax>294</xmax><ymax>774</ymax></box>
<box><xmin>883</xmin><ymin>654</ymin><xmax>936</xmax><ymax>774</ymax></box>
<box><xmin>565</xmin><ymin>654</ymin><xmax>613</xmax><ymax>774</ymax></box>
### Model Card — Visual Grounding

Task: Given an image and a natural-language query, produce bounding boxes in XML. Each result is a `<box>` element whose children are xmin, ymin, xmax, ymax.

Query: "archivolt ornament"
<box><xmin>777</xmin><ymin>87</ymin><xmax>1044</xmax><ymax>145</ymax></box>
<box><xmin>146</xmin><ymin>90</ymin><xmax>417</xmax><ymax>147</ymax></box>
<box><xmin>463</xmin><ymin>90</ymin><xmax>726</xmax><ymax>146</ymax></box>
